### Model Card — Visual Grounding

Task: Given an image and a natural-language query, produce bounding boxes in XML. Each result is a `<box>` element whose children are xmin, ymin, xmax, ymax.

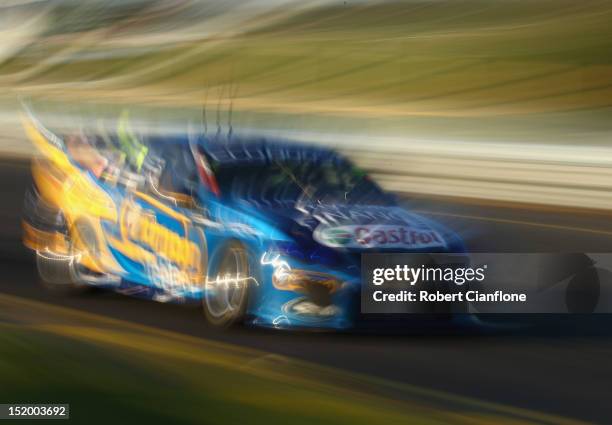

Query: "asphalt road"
<box><xmin>2</xmin><ymin>158</ymin><xmax>612</xmax><ymax>424</ymax></box>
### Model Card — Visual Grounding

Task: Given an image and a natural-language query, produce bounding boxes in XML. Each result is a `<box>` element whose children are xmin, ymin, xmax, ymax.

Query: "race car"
<box><xmin>21</xmin><ymin>112</ymin><xmax>466</xmax><ymax>330</ymax></box>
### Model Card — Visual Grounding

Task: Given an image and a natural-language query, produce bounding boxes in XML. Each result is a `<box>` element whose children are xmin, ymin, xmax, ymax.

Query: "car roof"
<box><xmin>206</xmin><ymin>137</ymin><xmax>341</xmax><ymax>165</ymax></box>
<box><xmin>149</xmin><ymin>134</ymin><xmax>342</xmax><ymax>166</ymax></box>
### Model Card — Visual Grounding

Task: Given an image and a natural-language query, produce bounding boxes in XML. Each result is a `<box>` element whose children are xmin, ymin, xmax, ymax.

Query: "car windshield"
<box><xmin>215</xmin><ymin>158</ymin><xmax>392</xmax><ymax>205</ymax></box>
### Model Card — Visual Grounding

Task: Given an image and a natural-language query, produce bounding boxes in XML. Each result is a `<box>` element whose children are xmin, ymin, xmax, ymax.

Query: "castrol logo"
<box><xmin>313</xmin><ymin>225</ymin><xmax>446</xmax><ymax>249</ymax></box>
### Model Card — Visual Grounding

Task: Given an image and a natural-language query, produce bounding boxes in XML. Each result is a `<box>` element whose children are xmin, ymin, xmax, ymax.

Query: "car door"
<box><xmin>106</xmin><ymin>142</ymin><xmax>208</xmax><ymax>297</ymax></box>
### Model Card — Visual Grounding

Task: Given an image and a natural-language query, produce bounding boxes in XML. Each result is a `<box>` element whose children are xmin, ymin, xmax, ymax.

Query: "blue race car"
<box><xmin>23</xmin><ymin>114</ymin><xmax>465</xmax><ymax>330</ymax></box>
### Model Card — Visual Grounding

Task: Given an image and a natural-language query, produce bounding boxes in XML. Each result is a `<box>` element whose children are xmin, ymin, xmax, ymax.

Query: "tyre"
<box><xmin>24</xmin><ymin>185</ymin><xmax>82</xmax><ymax>291</ymax></box>
<box><xmin>36</xmin><ymin>249</ymin><xmax>76</xmax><ymax>290</ymax></box>
<box><xmin>203</xmin><ymin>241</ymin><xmax>250</xmax><ymax>327</ymax></box>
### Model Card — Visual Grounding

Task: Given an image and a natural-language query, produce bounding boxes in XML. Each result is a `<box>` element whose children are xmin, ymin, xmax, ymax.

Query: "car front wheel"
<box><xmin>202</xmin><ymin>241</ymin><xmax>251</xmax><ymax>327</ymax></box>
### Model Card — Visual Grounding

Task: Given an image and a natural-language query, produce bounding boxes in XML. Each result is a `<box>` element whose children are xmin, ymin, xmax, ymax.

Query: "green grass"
<box><xmin>0</xmin><ymin>324</ymin><xmax>498</xmax><ymax>425</ymax></box>
<box><xmin>0</xmin><ymin>293</ymin><xmax>584</xmax><ymax>425</ymax></box>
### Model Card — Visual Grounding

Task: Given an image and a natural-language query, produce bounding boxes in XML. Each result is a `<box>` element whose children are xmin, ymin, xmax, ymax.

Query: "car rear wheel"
<box><xmin>24</xmin><ymin>185</ymin><xmax>74</xmax><ymax>289</ymax></box>
<box><xmin>36</xmin><ymin>249</ymin><xmax>76</xmax><ymax>290</ymax></box>
<box><xmin>203</xmin><ymin>241</ymin><xmax>250</xmax><ymax>327</ymax></box>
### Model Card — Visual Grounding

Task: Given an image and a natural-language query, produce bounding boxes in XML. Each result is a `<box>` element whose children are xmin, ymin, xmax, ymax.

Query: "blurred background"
<box><xmin>2</xmin><ymin>0</ymin><xmax>612</xmax><ymax>207</ymax></box>
<box><xmin>1</xmin><ymin>1</ymin><xmax>612</xmax><ymax>424</ymax></box>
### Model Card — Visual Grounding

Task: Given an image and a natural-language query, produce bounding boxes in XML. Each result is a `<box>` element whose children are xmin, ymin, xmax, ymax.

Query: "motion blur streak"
<box><xmin>1</xmin><ymin>1</ymin><xmax>612</xmax><ymax>208</ymax></box>
<box><xmin>0</xmin><ymin>292</ymin><xmax>588</xmax><ymax>425</ymax></box>
<box><xmin>0</xmin><ymin>2</ymin><xmax>611</xmax><ymax>424</ymax></box>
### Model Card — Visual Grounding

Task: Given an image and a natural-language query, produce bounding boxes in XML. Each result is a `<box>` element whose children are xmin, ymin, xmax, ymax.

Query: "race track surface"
<box><xmin>2</xmin><ymin>159</ymin><xmax>612</xmax><ymax>424</ymax></box>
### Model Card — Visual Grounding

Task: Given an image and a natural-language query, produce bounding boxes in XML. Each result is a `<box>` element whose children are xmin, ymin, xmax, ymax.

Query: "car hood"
<box><xmin>245</xmin><ymin>201</ymin><xmax>463</xmax><ymax>253</ymax></box>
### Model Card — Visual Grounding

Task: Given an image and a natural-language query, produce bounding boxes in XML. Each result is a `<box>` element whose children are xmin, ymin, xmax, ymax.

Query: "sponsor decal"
<box><xmin>317</xmin><ymin>228</ymin><xmax>352</xmax><ymax>246</ymax></box>
<box><xmin>119</xmin><ymin>200</ymin><xmax>202</xmax><ymax>273</ymax></box>
<box><xmin>312</xmin><ymin>206</ymin><xmax>420</xmax><ymax>225</ymax></box>
<box><xmin>314</xmin><ymin>224</ymin><xmax>446</xmax><ymax>249</ymax></box>
<box><xmin>295</xmin><ymin>205</ymin><xmax>432</xmax><ymax>230</ymax></box>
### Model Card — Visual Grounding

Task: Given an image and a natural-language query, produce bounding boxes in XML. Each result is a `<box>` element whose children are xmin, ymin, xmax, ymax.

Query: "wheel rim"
<box><xmin>204</xmin><ymin>245</ymin><xmax>249</xmax><ymax>324</ymax></box>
